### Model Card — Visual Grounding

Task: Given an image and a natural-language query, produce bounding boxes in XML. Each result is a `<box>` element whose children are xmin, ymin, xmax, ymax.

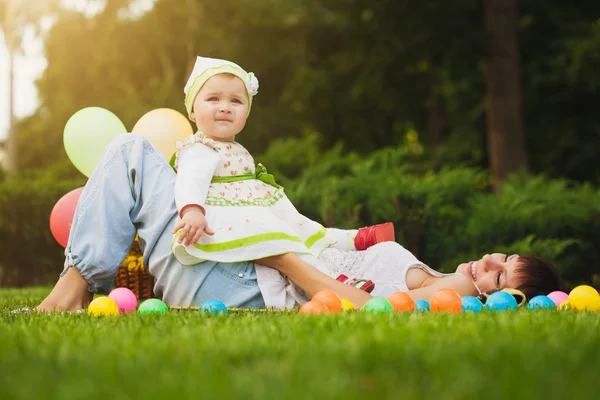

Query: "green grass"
<box><xmin>1</xmin><ymin>288</ymin><xmax>600</xmax><ymax>400</ymax></box>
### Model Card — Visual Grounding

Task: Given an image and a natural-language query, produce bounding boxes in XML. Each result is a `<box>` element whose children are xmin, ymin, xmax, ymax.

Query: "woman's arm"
<box><xmin>257</xmin><ymin>253</ymin><xmax>373</xmax><ymax>308</ymax></box>
<box><xmin>404</xmin><ymin>274</ymin><xmax>478</xmax><ymax>301</ymax></box>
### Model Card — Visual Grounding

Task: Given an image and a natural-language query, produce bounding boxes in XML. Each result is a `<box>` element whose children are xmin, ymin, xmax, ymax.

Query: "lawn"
<box><xmin>1</xmin><ymin>287</ymin><xmax>599</xmax><ymax>400</ymax></box>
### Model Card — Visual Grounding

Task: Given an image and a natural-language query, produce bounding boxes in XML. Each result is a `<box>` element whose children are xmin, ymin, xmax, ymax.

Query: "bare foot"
<box><xmin>35</xmin><ymin>267</ymin><xmax>94</xmax><ymax>312</ymax></box>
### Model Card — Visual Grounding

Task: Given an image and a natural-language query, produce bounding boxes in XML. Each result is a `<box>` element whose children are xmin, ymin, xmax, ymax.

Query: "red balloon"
<box><xmin>49</xmin><ymin>187</ymin><xmax>84</xmax><ymax>247</ymax></box>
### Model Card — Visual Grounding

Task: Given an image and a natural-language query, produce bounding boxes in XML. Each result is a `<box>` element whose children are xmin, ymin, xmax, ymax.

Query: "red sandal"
<box><xmin>354</xmin><ymin>222</ymin><xmax>395</xmax><ymax>251</ymax></box>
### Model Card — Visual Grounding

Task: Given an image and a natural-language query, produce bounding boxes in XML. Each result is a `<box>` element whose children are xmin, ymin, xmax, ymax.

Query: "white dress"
<box><xmin>171</xmin><ymin>133</ymin><xmax>340</xmax><ymax>265</ymax></box>
<box><xmin>318</xmin><ymin>242</ymin><xmax>466</xmax><ymax>298</ymax></box>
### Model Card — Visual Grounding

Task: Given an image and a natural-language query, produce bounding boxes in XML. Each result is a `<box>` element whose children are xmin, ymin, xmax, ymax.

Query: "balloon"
<box><xmin>64</xmin><ymin>107</ymin><xmax>127</xmax><ymax>177</ymax></box>
<box><xmin>132</xmin><ymin>108</ymin><xmax>193</xmax><ymax>160</ymax></box>
<box><xmin>49</xmin><ymin>187</ymin><xmax>84</xmax><ymax>247</ymax></box>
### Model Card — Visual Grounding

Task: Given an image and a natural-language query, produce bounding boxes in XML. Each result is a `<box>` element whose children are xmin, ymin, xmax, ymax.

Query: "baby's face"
<box><xmin>191</xmin><ymin>74</ymin><xmax>249</xmax><ymax>142</ymax></box>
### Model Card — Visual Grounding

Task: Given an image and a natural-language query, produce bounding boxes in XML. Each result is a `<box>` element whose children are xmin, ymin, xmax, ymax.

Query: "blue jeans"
<box><xmin>62</xmin><ymin>134</ymin><xmax>264</xmax><ymax>308</ymax></box>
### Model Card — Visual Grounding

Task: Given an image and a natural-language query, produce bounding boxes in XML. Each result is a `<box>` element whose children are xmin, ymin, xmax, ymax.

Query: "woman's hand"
<box><xmin>36</xmin><ymin>267</ymin><xmax>94</xmax><ymax>312</ymax></box>
<box><xmin>172</xmin><ymin>205</ymin><xmax>215</xmax><ymax>246</ymax></box>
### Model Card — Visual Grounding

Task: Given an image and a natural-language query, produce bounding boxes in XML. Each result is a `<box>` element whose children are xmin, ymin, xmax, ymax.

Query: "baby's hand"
<box><xmin>172</xmin><ymin>206</ymin><xmax>215</xmax><ymax>246</ymax></box>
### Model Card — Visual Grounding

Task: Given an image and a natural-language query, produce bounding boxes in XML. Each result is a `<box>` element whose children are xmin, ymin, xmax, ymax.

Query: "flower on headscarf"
<box><xmin>246</xmin><ymin>72</ymin><xmax>259</xmax><ymax>97</ymax></box>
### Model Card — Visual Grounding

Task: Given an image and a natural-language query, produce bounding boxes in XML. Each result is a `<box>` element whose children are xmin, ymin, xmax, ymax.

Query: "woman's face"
<box><xmin>456</xmin><ymin>253</ymin><xmax>520</xmax><ymax>293</ymax></box>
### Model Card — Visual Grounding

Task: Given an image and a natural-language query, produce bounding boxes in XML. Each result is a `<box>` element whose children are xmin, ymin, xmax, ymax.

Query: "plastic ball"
<box><xmin>485</xmin><ymin>291</ymin><xmax>518</xmax><ymax>311</ymax></box>
<box><xmin>299</xmin><ymin>301</ymin><xmax>330</xmax><ymax>314</ymax></box>
<box><xmin>362</xmin><ymin>297</ymin><xmax>393</xmax><ymax>313</ymax></box>
<box><xmin>415</xmin><ymin>300</ymin><xmax>430</xmax><ymax>312</ymax></box>
<box><xmin>387</xmin><ymin>292</ymin><xmax>416</xmax><ymax>313</ymax></box>
<box><xmin>108</xmin><ymin>287</ymin><xmax>137</xmax><ymax>313</ymax></box>
<box><xmin>461</xmin><ymin>296</ymin><xmax>483</xmax><ymax>313</ymax></box>
<box><xmin>527</xmin><ymin>295</ymin><xmax>556</xmax><ymax>310</ymax></box>
<box><xmin>340</xmin><ymin>298</ymin><xmax>355</xmax><ymax>311</ymax></box>
<box><xmin>568</xmin><ymin>285</ymin><xmax>600</xmax><ymax>311</ymax></box>
<box><xmin>138</xmin><ymin>298</ymin><xmax>169</xmax><ymax>314</ymax></box>
<box><xmin>558</xmin><ymin>301</ymin><xmax>571</xmax><ymax>311</ymax></box>
<box><xmin>199</xmin><ymin>299</ymin><xmax>228</xmax><ymax>315</ymax></box>
<box><xmin>547</xmin><ymin>291</ymin><xmax>569</xmax><ymax>307</ymax></box>
<box><xmin>312</xmin><ymin>290</ymin><xmax>342</xmax><ymax>313</ymax></box>
<box><xmin>430</xmin><ymin>289</ymin><xmax>462</xmax><ymax>313</ymax></box>
<box><xmin>87</xmin><ymin>296</ymin><xmax>119</xmax><ymax>317</ymax></box>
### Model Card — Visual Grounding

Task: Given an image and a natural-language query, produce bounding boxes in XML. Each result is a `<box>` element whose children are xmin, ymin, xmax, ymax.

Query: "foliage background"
<box><xmin>1</xmin><ymin>0</ymin><xmax>600</xmax><ymax>288</ymax></box>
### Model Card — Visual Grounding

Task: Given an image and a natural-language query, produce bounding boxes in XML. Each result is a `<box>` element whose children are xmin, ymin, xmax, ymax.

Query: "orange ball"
<box><xmin>387</xmin><ymin>292</ymin><xmax>416</xmax><ymax>312</ymax></box>
<box><xmin>299</xmin><ymin>301</ymin><xmax>330</xmax><ymax>315</ymax></box>
<box><xmin>311</xmin><ymin>290</ymin><xmax>342</xmax><ymax>313</ymax></box>
<box><xmin>430</xmin><ymin>289</ymin><xmax>462</xmax><ymax>313</ymax></box>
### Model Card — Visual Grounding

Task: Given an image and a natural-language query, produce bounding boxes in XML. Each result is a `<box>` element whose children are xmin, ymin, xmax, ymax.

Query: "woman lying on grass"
<box><xmin>35</xmin><ymin>129</ymin><xmax>560</xmax><ymax>312</ymax></box>
<box><xmin>36</xmin><ymin>57</ymin><xmax>560</xmax><ymax>312</ymax></box>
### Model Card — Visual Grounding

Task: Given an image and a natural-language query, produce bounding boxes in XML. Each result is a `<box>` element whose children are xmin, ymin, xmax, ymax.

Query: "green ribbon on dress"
<box><xmin>211</xmin><ymin>163</ymin><xmax>282</xmax><ymax>189</ymax></box>
<box><xmin>168</xmin><ymin>152</ymin><xmax>281</xmax><ymax>189</ymax></box>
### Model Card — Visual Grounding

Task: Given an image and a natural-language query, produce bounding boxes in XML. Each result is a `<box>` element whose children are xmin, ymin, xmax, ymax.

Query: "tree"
<box><xmin>0</xmin><ymin>0</ymin><xmax>60</xmax><ymax>173</ymax></box>
<box><xmin>483</xmin><ymin>0</ymin><xmax>528</xmax><ymax>187</ymax></box>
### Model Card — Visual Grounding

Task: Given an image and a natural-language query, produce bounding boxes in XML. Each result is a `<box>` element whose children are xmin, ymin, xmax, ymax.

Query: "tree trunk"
<box><xmin>428</xmin><ymin>74</ymin><xmax>445</xmax><ymax>148</ymax></box>
<box><xmin>483</xmin><ymin>0</ymin><xmax>528</xmax><ymax>188</ymax></box>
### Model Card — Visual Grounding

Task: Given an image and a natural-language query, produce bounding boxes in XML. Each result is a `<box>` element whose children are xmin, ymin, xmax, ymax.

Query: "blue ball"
<box><xmin>415</xmin><ymin>300</ymin><xmax>430</xmax><ymax>312</ymax></box>
<box><xmin>199</xmin><ymin>300</ymin><xmax>228</xmax><ymax>314</ymax></box>
<box><xmin>461</xmin><ymin>296</ymin><xmax>483</xmax><ymax>312</ymax></box>
<box><xmin>527</xmin><ymin>295</ymin><xmax>556</xmax><ymax>310</ymax></box>
<box><xmin>485</xmin><ymin>291</ymin><xmax>518</xmax><ymax>311</ymax></box>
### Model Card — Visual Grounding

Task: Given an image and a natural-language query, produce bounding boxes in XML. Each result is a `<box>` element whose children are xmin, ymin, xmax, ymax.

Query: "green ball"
<box><xmin>362</xmin><ymin>297</ymin><xmax>393</xmax><ymax>313</ymax></box>
<box><xmin>138</xmin><ymin>298</ymin><xmax>169</xmax><ymax>314</ymax></box>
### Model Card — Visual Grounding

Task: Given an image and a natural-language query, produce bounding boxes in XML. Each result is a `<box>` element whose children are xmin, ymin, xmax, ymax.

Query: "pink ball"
<box><xmin>547</xmin><ymin>291</ymin><xmax>569</xmax><ymax>306</ymax></box>
<box><xmin>108</xmin><ymin>288</ymin><xmax>138</xmax><ymax>313</ymax></box>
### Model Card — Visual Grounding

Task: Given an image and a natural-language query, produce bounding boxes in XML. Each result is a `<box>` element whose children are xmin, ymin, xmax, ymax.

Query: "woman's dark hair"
<box><xmin>513</xmin><ymin>255</ymin><xmax>561</xmax><ymax>299</ymax></box>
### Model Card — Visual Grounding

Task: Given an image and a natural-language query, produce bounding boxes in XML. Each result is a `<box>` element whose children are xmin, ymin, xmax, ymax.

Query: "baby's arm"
<box><xmin>173</xmin><ymin>141</ymin><xmax>220</xmax><ymax>245</ymax></box>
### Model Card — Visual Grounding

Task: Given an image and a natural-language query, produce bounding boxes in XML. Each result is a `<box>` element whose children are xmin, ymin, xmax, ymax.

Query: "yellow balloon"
<box><xmin>88</xmin><ymin>296</ymin><xmax>119</xmax><ymax>317</ymax></box>
<box><xmin>568</xmin><ymin>285</ymin><xmax>600</xmax><ymax>311</ymax></box>
<box><xmin>132</xmin><ymin>108</ymin><xmax>193</xmax><ymax>160</ymax></box>
<box><xmin>340</xmin><ymin>298</ymin><xmax>355</xmax><ymax>311</ymax></box>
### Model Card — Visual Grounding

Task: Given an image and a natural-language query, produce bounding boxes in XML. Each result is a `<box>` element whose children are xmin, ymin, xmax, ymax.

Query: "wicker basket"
<box><xmin>114</xmin><ymin>238</ymin><xmax>156</xmax><ymax>301</ymax></box>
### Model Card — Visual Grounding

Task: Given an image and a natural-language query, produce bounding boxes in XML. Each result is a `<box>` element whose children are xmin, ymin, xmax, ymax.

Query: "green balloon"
<box><xmin>64</xmin><ymin>107</ymin><xmax>127</xmax><ymax>177</ymax></box>
<box><xmin>138</xmin><ymin>298</ymin><xmax>169</xmax><ymax>314</ymax></box>
<box><xmin>362</xmin><ymin>297</ymin><xmax>394</xmax><ymax>313</ymax></box>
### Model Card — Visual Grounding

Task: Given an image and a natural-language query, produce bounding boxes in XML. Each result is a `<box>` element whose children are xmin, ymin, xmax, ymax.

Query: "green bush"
<box><xmin>0</xmin><ymin>161</ymin><xmax>85</xmax><ymax>286</ymax></box>
<box><xmin>1</xmin><ymin>136</ymin><xmax>599</xmax><ymax>289</ymax></box>
<box><xmin>258</xmin><ymin>136</ymin><xmax>600</xmax><ymax>287</ymax></box>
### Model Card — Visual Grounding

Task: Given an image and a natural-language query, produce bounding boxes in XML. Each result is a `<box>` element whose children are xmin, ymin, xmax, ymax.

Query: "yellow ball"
<box><xmin>558</xmin><ymin>301</ymin><xmax>571</xmax><ymax>311</ymax></box>
<box><xmin>340</xmin><ymin>298</ymin><xmax>355</xmax><ymax>311</ymax></box>
<box><xmin>87</xmin><ymin>296</ymin><xmax>119</xmax><ymax>317</ymax></box>
<box><xmin>568</xmin><ymin>285</ymin><xmax>600</xmax><ymax>311</ymax></box>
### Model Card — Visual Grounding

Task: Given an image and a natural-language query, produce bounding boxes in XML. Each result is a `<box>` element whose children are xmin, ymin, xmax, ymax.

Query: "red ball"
<box><xmin>49</xmin><ymin>187</ymin><xmax>84</xmax><ymax>247</ymax></box>
<box><xmin>299</xmin><ymin>301</ymin><xmax>330</xmax><ymax>315</ymax></box>
<box><xmin>430</xmin><ymin>289</ymin><xmax>462</xmax><ymax>313</ymax></box>
<box><xmin>312</xmin><ymin>290</ymin><xmax>342</xmax><ymax>313</ymax></box>
<box><xmin>387</xmin><ymin>292</ymin><xmax>416</xmax><ymax>312</ymax></box>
